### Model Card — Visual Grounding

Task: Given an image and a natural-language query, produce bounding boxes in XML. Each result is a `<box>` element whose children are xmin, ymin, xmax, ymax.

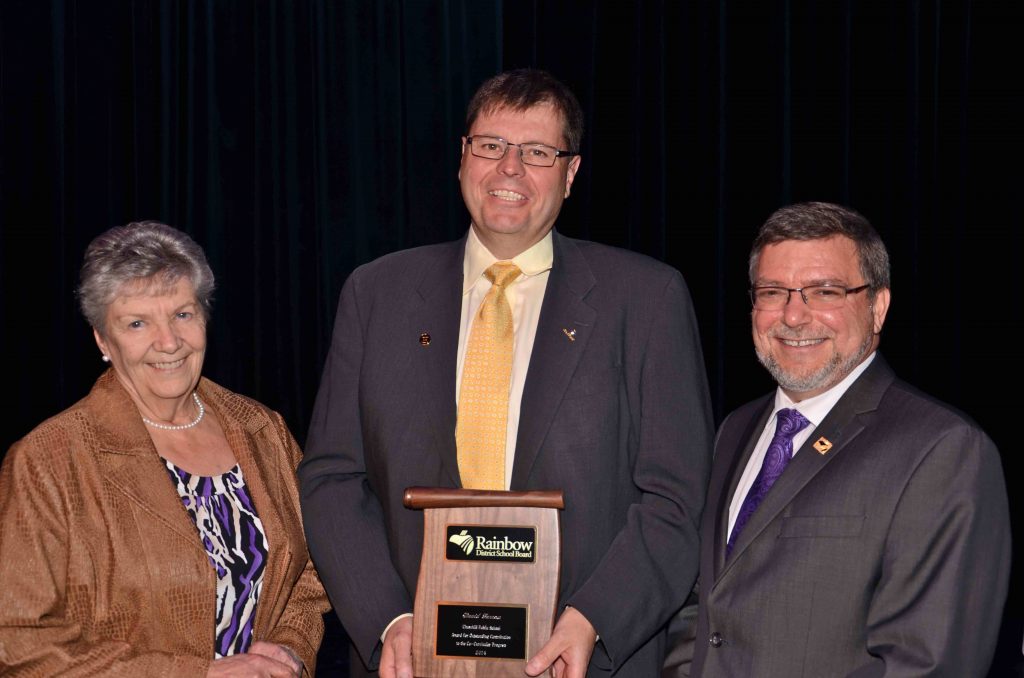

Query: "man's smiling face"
<box><xmin>459</xmin><ymin>102</ymin><xmax>580</xmax><ymax>259</ymax></box>
<box><xmin>752</xmin><ymin>236</ymin><xmax>890</xmax><ymax>401</ymax></box>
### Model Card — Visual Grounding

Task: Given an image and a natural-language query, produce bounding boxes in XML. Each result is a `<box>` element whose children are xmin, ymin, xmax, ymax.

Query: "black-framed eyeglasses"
<box><xmin>465</xmin><ymin>135</ymin><xmax>577</xmax><ymax>167</ymax></box>
<box><xmin>750</xmin><ymin>284</ymin><xmax>871</xmax><ymax>310</ymax></box>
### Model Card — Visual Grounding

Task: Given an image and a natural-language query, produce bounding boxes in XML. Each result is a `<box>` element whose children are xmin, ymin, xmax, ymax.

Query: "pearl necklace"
<box><xmin>141</xmin><ymin>392</ymin><xmax>205</xmax><ymax>431</ymax></box>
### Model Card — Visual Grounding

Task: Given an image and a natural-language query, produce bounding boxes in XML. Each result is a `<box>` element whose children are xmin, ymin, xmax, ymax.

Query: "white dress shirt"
<box><xmin>457</xmin><ymin>227</ymin><xmax>553</xmax><ymax>489</ymax></box>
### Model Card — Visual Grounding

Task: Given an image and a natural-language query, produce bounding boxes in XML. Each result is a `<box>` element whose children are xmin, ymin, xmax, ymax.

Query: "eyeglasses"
<box><xmin>750</xmin><ymin>284</ymin><xmax>871</xmax><ymax>310</ymax></box>
<box><xmin>465</xmin><ymin>135</ymin><xmax>577</xmax><ymax>167</ymax></box>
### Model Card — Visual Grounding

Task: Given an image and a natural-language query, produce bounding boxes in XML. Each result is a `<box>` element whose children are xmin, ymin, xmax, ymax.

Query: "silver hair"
<box><xmin>77</xmin><ymin>221</ymin><xmax>215</xmax><ymax>334</ymax></box>
<box><xmin>749</xmin><ymin>202</ymin><xmax>891</xmax><ymax>297</ymax></box>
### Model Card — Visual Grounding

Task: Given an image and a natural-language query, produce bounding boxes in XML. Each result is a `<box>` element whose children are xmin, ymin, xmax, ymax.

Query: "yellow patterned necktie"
<box><xmin>456</xmin><ymin>261</ymin><xmax>522</xmax><ymax>490</ymax></box>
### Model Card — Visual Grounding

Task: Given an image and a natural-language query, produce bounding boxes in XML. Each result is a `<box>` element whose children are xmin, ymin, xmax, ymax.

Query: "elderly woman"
<box><xmin>0</xmin><ymin>222</ymin><xmax>329</xmax><ymax>676</ymax></box>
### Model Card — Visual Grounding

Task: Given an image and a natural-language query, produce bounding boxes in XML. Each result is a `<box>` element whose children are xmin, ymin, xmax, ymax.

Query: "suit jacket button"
<box><xmin>709</xmin><ymin>632</ymin><xmax>723</xmax><ymax>648</ymax></box>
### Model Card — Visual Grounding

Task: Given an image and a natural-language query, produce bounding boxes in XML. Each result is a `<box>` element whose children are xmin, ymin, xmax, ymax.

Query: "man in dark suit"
<box><xmin>299</xmin><ymin>69</ymin><xmax>713</xmax><ymax>678</ymax></box>
<box><xmin>666</xmin><ymin>202</ymin><xmax>1011</xmax><ymax>677</ymax></box>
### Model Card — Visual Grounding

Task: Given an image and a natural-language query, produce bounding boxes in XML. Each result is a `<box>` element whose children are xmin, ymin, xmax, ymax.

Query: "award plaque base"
<box><xmin>404</xmin><ymin>488</ymin><xmax>563</xmax><ymax>677</ymax></box>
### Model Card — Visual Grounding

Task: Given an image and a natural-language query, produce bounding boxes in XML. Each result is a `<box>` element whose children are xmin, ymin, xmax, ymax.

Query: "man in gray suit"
<box><xmin>299</xmin><ymin>69</ymin><xmax>713</xmax><ymax>678</ymax></box>
<box><xmin>667</xmin><ymin>202</ymin><xmax>1011</xmax><ymax>677</ymax></box>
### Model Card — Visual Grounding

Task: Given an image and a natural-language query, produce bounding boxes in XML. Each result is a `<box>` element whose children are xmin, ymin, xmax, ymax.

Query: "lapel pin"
<box><xmin>562</xmin><ymin>328</ymin><xmax>576</xmax><ymax>342</ymax></box>
<box><xmin>419</xmin><ymin>332</ymin><xmax>431</xmax><ymax>346</ymax></box>
<box><xmin>812</xmin><ymin>436</ymin><xmax>832</xmax><ymax>455</ymax></box>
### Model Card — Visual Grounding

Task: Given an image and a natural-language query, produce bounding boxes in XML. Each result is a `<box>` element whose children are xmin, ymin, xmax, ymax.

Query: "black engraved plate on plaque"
<box><xmin>445</xmin><ymin>525</ymin><xmax>537</xmax><ymax>563</ymax></box>
<box><xmin>435</xmin><ymin>603</ymin><xmax>528</xmax><ymax>660</ymax></box>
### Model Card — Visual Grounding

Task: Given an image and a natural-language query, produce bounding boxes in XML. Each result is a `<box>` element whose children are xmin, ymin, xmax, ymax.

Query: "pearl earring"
<box><xmin>102</xmin><ymin>355</ymin><xmax>110</xmax><ymax>363</ymax></box>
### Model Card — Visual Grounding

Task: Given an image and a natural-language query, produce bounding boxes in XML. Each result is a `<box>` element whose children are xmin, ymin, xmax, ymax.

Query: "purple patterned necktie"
<box><xmin>727</xmin><ymin>407</ymin><xmax>810</xmax><ymax>556</ymax></box>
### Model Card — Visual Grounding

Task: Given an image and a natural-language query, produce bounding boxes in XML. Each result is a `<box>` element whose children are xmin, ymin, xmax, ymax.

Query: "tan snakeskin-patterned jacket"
<box><xmin>0</xmin><ymin>369</ymin><xmax>330</xmax><ymax>676</ymax></box>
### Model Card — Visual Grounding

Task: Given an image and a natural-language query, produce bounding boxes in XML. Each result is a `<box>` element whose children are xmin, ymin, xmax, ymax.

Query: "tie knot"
<box><xmin>775</xmin><ymin>408</ymin><xmax>810</xmax><ymax>438</ymax></box>
<box><xmin>485</xmin><ymin>262</ymin><xmax>522</xmax><ymax>289</ymax></box>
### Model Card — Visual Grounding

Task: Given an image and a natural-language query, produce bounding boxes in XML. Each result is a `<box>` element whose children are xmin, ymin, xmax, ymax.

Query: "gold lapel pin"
<box><xmin>812</xmin><ymin>436</ymin><xmax>833</xmax><ymax>455</ymax></box>
<box><xmin>419</xmin><ymin>332</ymin><xmax>431</xmax><ymax>346</ymax></box>
<box><xmin>562</xmin><ymin>328</ymin><xmax>577</xmax><ymax>342</ymax></box>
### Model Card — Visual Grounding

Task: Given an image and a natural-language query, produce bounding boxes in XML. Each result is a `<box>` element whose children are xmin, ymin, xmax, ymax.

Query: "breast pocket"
<box><xmin>778</xmin><ymin>515</ymin><xmax>865</xmax><ymax>538</ymax></box>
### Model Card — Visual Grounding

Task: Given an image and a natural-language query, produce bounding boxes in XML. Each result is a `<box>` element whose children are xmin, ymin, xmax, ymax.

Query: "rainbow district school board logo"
<box><xmin>449</xmin><ymin>530</ymin><xmax>476</xmax><ymax>555</ymax></box>
<box><xmin>445</xmin><ymin>526</ymin><xmax>537</xmax><ymax>563</ymax></box>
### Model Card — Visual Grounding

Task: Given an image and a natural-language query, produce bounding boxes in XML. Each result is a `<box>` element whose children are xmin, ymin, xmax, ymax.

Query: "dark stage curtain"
<box><xmin>2</xmin><ymin>1</ymin><xmax>1021</xmax><ymax>675</ymax></box>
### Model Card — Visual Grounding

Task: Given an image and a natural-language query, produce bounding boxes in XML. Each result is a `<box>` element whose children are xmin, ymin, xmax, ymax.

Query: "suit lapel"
<box><xmin>410</xmin><ymin>239</ymin><xmax>465</xmax><ymax>487</ymax></box>
<box><xmin>711</xmin><ymin>401</ymin><xmax>772</xmax><ymax>577</ymax></box>
<box><xmin>101</xmin><ymin>449</ymin><xmax>207</xmax><ymax>549</ymax></box>
<box><xmin>510</xmin><ymin>233</ymin><xmax>597</xmax><ymax>489</ymax></box>
<box><xmin>716</xmin><ymin>356</ymin><xmax>896</xmax><ymax>580</ymax></box>
<box><xmin>88</xmin><ymin>371</ymin><xmax>210</xmax><ymax>550</ymax></box>
<box><xmin>215</xmin><ymin>391</ymin><xmax>294</xmax><ymax>636</ymax></box>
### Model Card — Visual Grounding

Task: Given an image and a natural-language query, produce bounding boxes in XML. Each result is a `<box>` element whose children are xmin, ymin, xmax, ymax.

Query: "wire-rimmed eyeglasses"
<box><xmin>750</xmin><ymin>284</ymin><xmax>871</xmax><ymax>310</ymax></box>
<box><xmin>465</xmin><ymin>135</ymin><xmax>577</xmax><ymax>167</ymax></box>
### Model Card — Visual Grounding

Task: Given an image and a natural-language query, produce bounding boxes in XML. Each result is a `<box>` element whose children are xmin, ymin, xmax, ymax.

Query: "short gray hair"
<box><xmin>77</xmin><ymin>221</ymin><xmax>215</xmax><ymax>333</ymax></box>
<box><xmin>749</xmin><ymin>202</ymin><xmax>891</xmax><ymax>294</ymax></box>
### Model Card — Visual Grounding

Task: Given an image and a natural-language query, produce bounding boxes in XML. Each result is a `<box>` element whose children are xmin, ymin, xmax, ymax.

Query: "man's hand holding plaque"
<box><xmin>525</xmin><ymin>607</ymin><xmax>597</xmax><ymax>678</ymax></box>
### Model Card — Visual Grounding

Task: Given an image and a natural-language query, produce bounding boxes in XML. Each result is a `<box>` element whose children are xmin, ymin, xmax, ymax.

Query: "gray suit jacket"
<box><xmin>688</xmin><ymin>354</ymin><xmax>1011</xmax><ymax>677</ymax></box>
<box><xmin>299</xmin><ymin>231</ymin><xmax>713</xmax><ymax>676</ymax></box>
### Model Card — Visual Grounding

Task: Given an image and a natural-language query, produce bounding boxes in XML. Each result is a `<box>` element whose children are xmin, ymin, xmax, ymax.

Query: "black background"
<box><xmin>2</xmin><ymin>2</ymin><xmax>1021</xmax><ymax>675</ymax></box>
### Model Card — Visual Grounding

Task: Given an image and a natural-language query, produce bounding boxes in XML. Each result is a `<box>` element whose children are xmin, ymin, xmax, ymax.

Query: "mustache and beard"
<box><xmin>755</xmin><ymin>324</ymin><xmax>876</xmax><ymax>396</ymax></box>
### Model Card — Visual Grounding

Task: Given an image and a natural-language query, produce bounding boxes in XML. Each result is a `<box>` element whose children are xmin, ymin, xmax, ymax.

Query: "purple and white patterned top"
<box><xmin>164</xmin><ymin>460</ymin><xmax>269</xmax><ymax>658</ymax></box>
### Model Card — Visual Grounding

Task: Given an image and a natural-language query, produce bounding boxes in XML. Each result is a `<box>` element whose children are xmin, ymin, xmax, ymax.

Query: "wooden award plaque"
<box><xmin>403</xmin><ymin>487</ymin><xmax>564</xmax><ymax>677</ymax></box>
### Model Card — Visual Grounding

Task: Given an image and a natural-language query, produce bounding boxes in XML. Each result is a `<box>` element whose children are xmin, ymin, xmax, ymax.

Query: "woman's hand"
<box><xmin>206</xmin><ymin>641</ymin><xmax>303</xmax><ymax>677</ymax></box>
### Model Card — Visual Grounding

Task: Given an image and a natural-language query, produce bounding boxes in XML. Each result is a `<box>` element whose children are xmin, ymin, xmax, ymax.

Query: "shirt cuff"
<box><xmin>381</xmin><ymin>613</ymin><xmax>414</xmax><ymax>644</ymax></box>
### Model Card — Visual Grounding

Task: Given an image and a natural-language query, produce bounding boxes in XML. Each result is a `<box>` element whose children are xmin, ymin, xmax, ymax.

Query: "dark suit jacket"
<box><xmin>299</xmin><ymin>231</ymin><xmax>713</xmax><ymax>676</ymax></box>
<box><xmin>688</xmin><ymin>354</ymin><xmax>1011</xmax><ymax>677</ymax></box>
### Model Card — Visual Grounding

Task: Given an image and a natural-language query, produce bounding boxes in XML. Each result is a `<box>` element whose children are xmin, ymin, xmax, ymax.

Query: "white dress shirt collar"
<box><xmin>772</xmin><ymin>351</ymin><xmax>878</xmax><ymax>427</ymax></box>
<box><xmin>462</xmin><ymin>228</ymin><xmax>554</xmax><ymax>295</ymax></box>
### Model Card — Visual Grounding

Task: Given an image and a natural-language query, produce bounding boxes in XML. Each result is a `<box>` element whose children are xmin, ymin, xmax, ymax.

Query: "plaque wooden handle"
<box><xmin>403</xmin><ymin>486</ymin><xmax>564</xmax><ymax>510</ymax></box>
